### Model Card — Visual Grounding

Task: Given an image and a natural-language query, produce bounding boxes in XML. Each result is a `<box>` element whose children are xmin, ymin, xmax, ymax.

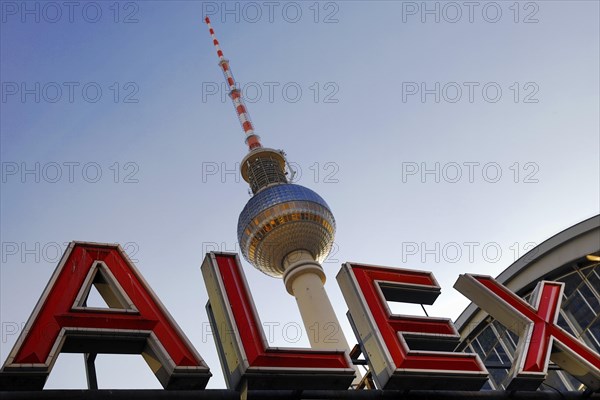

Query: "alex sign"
<box><xmin>1</xmin><ymin>242</ymin><xmax>599</xmax><ymax>391</ymax></box>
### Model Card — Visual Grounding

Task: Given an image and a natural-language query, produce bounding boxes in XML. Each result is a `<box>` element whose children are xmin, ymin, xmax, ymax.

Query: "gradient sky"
<box><xmin>1</xmin><ymin>0</ymin><xmax>599</xmax><ymax>390</ymax></box>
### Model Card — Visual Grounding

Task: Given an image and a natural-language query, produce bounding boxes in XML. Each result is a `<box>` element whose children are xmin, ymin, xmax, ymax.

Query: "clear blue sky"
<box><xmin>1</xmin><ymin>0</ymin><xmax>598</xmax><ymax>390</ymax></box>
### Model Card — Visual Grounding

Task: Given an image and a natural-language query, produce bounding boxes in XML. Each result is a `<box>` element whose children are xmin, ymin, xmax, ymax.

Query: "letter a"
<box><xmin>0</xmin><ymin>242</ymin><xmax>211</xmax><ymax>390</ymax></box>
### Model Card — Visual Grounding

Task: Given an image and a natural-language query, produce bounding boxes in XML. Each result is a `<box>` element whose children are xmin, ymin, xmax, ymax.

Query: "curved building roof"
<box><xmin>455</xmin><ymin>214</ymin><xmax>600</xmax><ymax>338</ymax></box>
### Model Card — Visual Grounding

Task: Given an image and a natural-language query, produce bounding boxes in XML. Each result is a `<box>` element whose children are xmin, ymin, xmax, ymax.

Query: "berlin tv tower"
<box><xmin>204</xmin><ymin>17</ymin><xmax>352</xmax><ymax>354</ymax></box>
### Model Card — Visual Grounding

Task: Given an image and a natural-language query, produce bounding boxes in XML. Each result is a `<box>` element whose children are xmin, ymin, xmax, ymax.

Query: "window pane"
<box><xmin>484</xmin><ymin>349</ymin><xmax>501</xmax><ymax>364</ymax></box>
<box><xmin>586</xmin><ymin>269</ymin><xmax>600</xmax><ymax>297</ymax></box>
<box><xmin>589</xmin><ymin>317</ymin><xmax>600</xmax><ymax>342</ymax></box>
<box><xmin>581</xmin><ymin>265</ymin><xmax>595</xmax><ymax>280</ymax></box>
<box><xmin>506</xmin><ymin>328</ymin><xmax>520</xmax><ymax>347</ymax></box>
<box><xmin>583</xmin><ymin>317</ymin><xmax>600</xmax><ymax>352</ymax></box>
<box><xmin>542</xmin><ymin>370</ymin><xmax>569</xmax><ymax>392</ymax></box>
<box><xmin>489</xmin><ymin>367</ymin><xmax>508</xmax><ymax>390</ymax></box>
<box><xmin>493</xmin><ymin>321</ymin><xmax>516</xmax><ymax>357</ymax></box>
<box><xmin>493</xmin><ymin>341</ymin><xmax>511</xmax><ymax>364</ymax></box>
<box><xmin>557</xmin><ymin>311</ymin><xmax>575</xmax><ymax>335</ymax></box>
<box><xmin>477</xmin><ymin>326</ymin><xmax>499</xmax><ymax>356</ymax></box>
<box><xmin>559</xmin><ymin>370</ymin><xmax>586</xmax><ymax>391</ymax></box>
<box><xmin>564</xmin><ymin>290</ymin><xmax>595</xmax><ymax>332</ymax></box>
<box><xmin>579</xmin><ymin>285</ymin><xmax>600</xmax><ymax>315</ymax></box>
<box><xmin>559</xmin><ymin>271</ymin><xmax>583</xmax><ymax>297</ymax></box>
<box><xmin>481</xmin><ymin>380</ymin><xmax>494</xmax><ymax>391</ymax></box>
<box><xmin>471</xmin><ymin>339</ymin><xmax>486</xmax><ymax>359</ymax></box>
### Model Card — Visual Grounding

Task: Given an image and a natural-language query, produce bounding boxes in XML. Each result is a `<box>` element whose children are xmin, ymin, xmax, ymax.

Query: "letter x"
<box><xmin>455</xmin><ymin>274</ymin><xmax>600</xmax><ymax>390</ymax></box>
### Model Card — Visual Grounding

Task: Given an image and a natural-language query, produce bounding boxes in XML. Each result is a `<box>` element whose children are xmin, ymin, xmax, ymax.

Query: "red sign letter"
<box><xmin>455</xmin><ymin>274</ymin><xmax>600</xmax><ymax>390</ymax></box>
<box><xmin>201</xmin><ymin>252</ymin><xmax>355</xmax><ymax>390</ymax></box>
<box><xmin>337</xmin><ymin>262</ymin><xmax>488</xmax><ymax>390</ymax></box>
<box><xmin>0</xmin><ymin>242</ymin><xmax>211</xmax><ymax>390</ymax></box>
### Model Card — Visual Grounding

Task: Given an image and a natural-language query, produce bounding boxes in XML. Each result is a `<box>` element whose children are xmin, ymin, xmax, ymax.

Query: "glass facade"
<box><xmin>457</xmin><ymin>257</ymin><xmax>600</xmax><ymax>391</ymax></box>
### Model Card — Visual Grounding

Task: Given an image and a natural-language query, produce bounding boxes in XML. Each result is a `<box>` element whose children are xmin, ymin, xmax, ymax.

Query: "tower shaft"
<box><xmin>283</xmin><ymin>250</ymin><xmax>350</xmax><ymax>351</ymax></box>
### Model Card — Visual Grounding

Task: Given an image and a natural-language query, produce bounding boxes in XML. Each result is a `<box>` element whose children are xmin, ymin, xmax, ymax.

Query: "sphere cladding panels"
<box><xmin>237</xmin><ymin>184</ymin><xmax>336</xmax><ymax>277</ymax></box>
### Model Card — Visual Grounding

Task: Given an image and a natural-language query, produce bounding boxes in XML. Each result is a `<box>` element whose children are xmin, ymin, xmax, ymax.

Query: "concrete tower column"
<box><xmin>283</xmin><ymin>250</ymin><xmax>350</xmax><ymax>351</ymax></box>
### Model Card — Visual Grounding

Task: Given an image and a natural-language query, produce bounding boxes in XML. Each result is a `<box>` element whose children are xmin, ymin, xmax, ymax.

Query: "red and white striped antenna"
<box><xmin>205</xmin><ymin>16</ymin><xmax>262</xmax><ymax>151</ymax></box>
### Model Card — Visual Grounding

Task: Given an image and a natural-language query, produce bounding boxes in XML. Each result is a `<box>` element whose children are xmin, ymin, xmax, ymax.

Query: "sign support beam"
<box><xmin>0</xmin><ymin>390</ymin><xmax>598</xmax><ymax>399</ymax></box>
<box><xmin>84</xmin><ymin>353</ymin><xmax>98</xmax><ymax>390</ymax></box>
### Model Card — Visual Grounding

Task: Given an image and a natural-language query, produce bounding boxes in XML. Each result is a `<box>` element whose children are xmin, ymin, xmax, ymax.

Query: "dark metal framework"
<box><xmin>245</xmin><ymin>155</ymin><xmax>288</xmax><ymax>194</ymax></box>
<box><xmin>1</xmin><ymin>390</ymin><xmax>598</xmax><ymax>400</ymax></box>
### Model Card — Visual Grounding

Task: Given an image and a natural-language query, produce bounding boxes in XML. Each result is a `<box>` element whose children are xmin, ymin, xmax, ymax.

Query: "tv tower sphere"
<box><xmin>237</xmin><ymin>165</ymin><xmax>336</xmax><ymax>278</ymax></box>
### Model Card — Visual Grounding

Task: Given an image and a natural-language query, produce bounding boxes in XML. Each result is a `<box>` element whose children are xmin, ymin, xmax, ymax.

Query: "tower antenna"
<box><xmin>205</xmin><ymin>16</ymin><xmax>262</xmax><ymax>151</ymax></box>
